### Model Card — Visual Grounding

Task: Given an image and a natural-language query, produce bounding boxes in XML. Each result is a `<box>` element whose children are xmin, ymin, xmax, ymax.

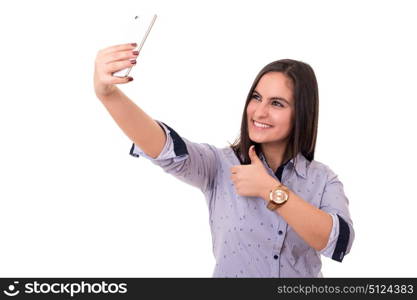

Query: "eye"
<box><xmin>251</xmin><ymin>94</ymin><xmax>261</xmax><ymax>101</ymax></box>
<box><xmin>272</xmin><ymin>100</ymin><xmax>284</xmax><ymax>107</ymax></box>
<box><xmin>251</xmin><ymin>94</ymin><xmax>284</xmax><ymax>107</ymax></box>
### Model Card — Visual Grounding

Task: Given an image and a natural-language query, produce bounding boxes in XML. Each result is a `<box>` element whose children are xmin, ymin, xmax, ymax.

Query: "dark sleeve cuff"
<box><xmin>159</xmin><ymin>121</ymin><xmax>188</xmax><ymax>156</ymax></box>
<box><xmin>332</xmin><ymin>215</ymin><xmax>350</xmax><ymax>262</ymax></box>
<box><xmin>129</xmin><ymin>121</ymin><xmax>188</xmax><ymax>158</ymax></box>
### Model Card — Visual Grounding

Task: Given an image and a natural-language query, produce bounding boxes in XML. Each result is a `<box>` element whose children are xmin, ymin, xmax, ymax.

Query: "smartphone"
<box><xmin>112</xmin><ymin>14</ymin><xmax>158</xmax><ymax>78</ymax></box>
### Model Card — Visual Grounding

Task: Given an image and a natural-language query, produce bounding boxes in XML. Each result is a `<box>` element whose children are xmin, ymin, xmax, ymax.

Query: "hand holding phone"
<box><xmin>94</xmin><ymin>42</ymin><xmax>137</xmax><ymax>98</ymax></box>
<box><xmin>112</xmin><ymin>14</ymin><xmax>157</xmax><ymax>78</ymax></box>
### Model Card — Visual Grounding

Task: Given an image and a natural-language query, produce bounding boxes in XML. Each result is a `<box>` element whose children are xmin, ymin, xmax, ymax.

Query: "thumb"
<box><xmin>248</xmin><ymin>145</ymin><xmax>261</xmax><ymax>164</ymax></box>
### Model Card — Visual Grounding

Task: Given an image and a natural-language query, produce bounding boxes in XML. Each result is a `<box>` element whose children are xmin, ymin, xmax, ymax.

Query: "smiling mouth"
<box><xmin>252</xmin><ymin>120</ymin><xmax>273</xmax><ymax>129</ymax></box>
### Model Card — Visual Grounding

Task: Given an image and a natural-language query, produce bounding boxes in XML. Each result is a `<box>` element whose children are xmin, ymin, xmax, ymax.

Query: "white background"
<box><xmin>1</xmin><ymin>0</ymin><xmax>416</xmax><ymax>277</ymax></box>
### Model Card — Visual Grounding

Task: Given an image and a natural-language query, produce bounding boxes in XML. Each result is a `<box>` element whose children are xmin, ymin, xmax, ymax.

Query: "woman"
<box><xmin>94</xmin><ymin>43</ymin><xmax>354</xmax><ymax>277</ymax></box>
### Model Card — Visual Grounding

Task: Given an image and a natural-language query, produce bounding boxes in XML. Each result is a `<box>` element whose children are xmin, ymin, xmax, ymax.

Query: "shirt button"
<box><xmin>273</xmin><ymin>255</ymin><xmax>279</xmax><ymax>260</ymax></box>
<box><xmin>278</xmin><ymin>230</ymin><xmax>283</xmax><ymax>235</ymax></box>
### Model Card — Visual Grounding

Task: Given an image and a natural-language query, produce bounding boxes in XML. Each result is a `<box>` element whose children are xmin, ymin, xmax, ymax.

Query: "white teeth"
<box><xmin>253</xmin><ymin>120</ymin><xmax>272</xmax><ymax>128</ymax></box>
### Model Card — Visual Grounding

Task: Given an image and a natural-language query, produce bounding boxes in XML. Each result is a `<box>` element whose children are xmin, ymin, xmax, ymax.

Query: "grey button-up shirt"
<box><xmin>129</xmin><ymin>121</ymin><xmax>354</xmax><ymax>277</ymax></box>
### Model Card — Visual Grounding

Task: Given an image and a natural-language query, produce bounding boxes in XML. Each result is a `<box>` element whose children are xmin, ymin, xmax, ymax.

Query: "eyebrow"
<box><xmin>253</xmin><ymin>90</ymin><xmax>290</xmax><ymax>105</ymax></box>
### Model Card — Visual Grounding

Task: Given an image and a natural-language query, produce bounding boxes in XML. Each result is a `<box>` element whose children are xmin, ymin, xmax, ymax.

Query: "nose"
<box><xmin>253</xmin><ymin>102</ymin><xmax>269</xmax><ymax>119</ymax></box>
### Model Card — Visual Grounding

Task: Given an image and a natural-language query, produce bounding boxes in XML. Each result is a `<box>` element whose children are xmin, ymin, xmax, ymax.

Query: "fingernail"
<box><xmin>132</xmin><ymin>51</ymin><xmax>139</xmax><ymax>55</ymax></box>
<box><xmin>128</xmin><ymin>77</ymin><xmax>133</xmax><ymax>81</ymax></box>
<box><xmin>131</xmin><ymin>43</ymin><xmax>137</xmax><ymax>47</ymax></box>
<box><xmin>131</xmin><ymin>60</ymin><xmax>137</xmax><ymax>64</ymax></box>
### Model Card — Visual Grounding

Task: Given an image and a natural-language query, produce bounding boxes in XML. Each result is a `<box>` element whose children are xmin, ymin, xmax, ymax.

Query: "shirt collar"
<box><xmin>288</xmin><ymin>152</ymin><xmax>308</xmax><ymax>179</ymax></box>
<box><xmin>259</xmin><ymin>151</ymin><xmax>308</xmax><ymax>179</ymax></box>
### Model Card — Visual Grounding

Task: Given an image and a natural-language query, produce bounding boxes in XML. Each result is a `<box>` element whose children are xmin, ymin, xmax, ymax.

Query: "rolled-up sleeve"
<box><xmin>129</xmin><ymin>120</ymin><xmax>219</xmax><ymax>194</ymax></box>
<box><xmin>318</xmin><ymin>167</ymin><xmax>355</xmax><ymax>262</ymax></box>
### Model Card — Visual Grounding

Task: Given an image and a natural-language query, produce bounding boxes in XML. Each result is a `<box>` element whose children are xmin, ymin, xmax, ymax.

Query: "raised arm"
<box><xmin>94</xmin><ymin>43</ymin><xmax>165</xmax><ymax>158</ymax></box>
<box><xmin>94</xmin><ymin>43</ymin><xmax>219</xmax><ymax>195</ymax></box>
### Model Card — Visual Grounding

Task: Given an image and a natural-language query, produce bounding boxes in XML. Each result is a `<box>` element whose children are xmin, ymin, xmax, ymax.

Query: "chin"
<box><xmin>248</xmin><ymin>133</ymin><xmax>270</xmax><ymax>144</ymax></box>
<box><xmin>249</xmin><ymin>131</ymin><xmax>287</xmax><ymax>146</ymax></box>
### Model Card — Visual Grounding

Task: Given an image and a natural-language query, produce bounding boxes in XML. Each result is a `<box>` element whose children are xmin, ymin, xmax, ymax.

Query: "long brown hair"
<box><xmin>229</xmin><ymin>59</ymin><xmax>319</xmax><ymax>169</ymax></box>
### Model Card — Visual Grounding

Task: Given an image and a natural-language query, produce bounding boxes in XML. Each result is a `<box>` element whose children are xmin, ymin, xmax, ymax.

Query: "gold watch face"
<box><xmin>272</xmin><ymin>189</ymin><xmax>288</xmax><ymax>204</ymax></box>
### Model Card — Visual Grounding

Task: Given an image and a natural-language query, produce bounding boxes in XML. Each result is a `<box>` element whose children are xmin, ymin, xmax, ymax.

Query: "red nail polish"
<box><xmin>128</xmin><ymin>77</ymin><xmax>134</xmax><ymax>81</ymax></box>
<box><xmin>131</xmin><ymin>43</ymin><xmax>137</xmax><ymax>47</ymax></box>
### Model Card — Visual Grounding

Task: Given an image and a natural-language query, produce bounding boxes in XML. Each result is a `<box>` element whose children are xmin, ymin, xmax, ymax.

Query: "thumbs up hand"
<box><xmin>230</xmin><ymin>145</ymin><xmax>278</xmax><ymax>198</ymax></box>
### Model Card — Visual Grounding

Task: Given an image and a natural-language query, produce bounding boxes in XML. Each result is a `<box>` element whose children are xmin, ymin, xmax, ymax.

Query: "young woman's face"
<box><xmin>246</xmin><ymin>72</ymin><xmax>294</xmax><ymax>147</ymax></box>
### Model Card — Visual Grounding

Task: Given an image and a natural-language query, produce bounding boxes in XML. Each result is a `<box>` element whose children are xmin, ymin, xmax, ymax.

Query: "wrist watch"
<box><xmin>267</xmin><ymin>183</ymin><xmax>290</xmax><ymax>211</ymax></box>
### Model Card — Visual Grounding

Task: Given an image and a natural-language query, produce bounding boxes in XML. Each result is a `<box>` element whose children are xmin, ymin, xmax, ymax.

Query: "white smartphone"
<box><xmin>112</xmin><ymin>14</ymin><xmax>157</xmax><ymax>78</ymax></box>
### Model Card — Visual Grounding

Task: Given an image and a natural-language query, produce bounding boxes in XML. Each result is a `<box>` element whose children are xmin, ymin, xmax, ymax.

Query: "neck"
<box><xmin>260</xmin><ymin>142</ymin><xmax>289</xmax><ymax>171</ymax></box>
